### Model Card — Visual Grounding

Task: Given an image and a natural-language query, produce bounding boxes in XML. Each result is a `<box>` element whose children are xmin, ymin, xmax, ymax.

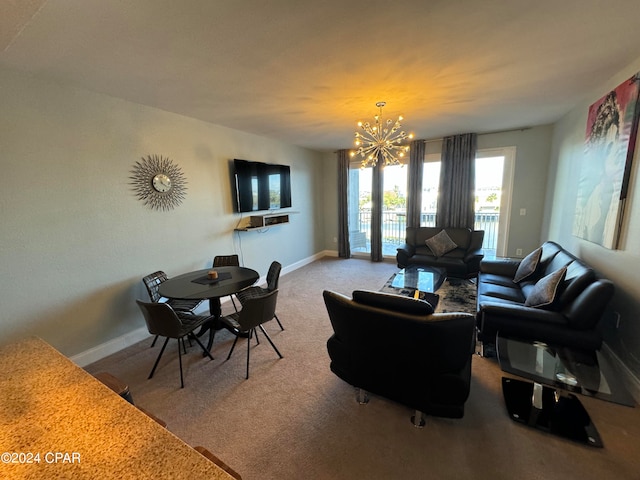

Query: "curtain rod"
<box><xmin>423</xmin><ymin>126</ymin><xmax>532</xmax><ymax>143</ymax></box>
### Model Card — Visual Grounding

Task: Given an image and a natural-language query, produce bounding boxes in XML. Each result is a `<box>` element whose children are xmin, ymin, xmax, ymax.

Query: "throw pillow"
<box><xmin>425</xmin><ymin>230</ymin><xmax>458</xmax><ymax>258</ymax></box>
<box><xmin>524</xmin><ymin>266</ymin><xmax>568</xmax><ymax>308</ymax></box>
<box><xmin>513</xmin><ymin>247</ymin><xmax>542</xmax><ymax>283</ymax></box>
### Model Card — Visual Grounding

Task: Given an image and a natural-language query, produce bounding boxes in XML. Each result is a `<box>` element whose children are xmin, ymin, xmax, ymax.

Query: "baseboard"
<box><xmin>71</xmin><ymin>251</ymin><xmax>333</xmax><ymax>367</ymax></box>
<box><xmin>281</xmin><ymin>250</ymin><xmax>334</xmax><ymax>275</ymax></box>
<box><xmin>603</xmin><ymin>343</ymin><xmax>640</xmax><ymax>404</ymax></box>
<box><xmin>316</xmin><ymin>249</ymin><xmax>397</xmax><ymax>262</ymax></box>
<box><xmin>71</xmin><ymin>327</ymin><xmax>150</xmax><ymax>367</ymax></box>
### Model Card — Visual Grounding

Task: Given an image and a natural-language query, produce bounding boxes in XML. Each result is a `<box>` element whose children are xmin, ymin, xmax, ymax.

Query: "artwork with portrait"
<box><xmin>573</xmin><ymin>73</ymin><xmax>640</xmax><ymax>249</ymax></box>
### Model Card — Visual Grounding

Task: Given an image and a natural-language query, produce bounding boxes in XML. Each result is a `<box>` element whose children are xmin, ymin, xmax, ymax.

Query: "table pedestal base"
<box><xmin>502</xmin><ymin>377</ymin><xmax>603</xmax><ymax>448</ymax></box>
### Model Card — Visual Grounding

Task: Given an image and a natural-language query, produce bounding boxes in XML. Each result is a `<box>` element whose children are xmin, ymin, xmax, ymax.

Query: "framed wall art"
<box><xmin>573</xmin><ymin>73</ymin><xmax>640</xmax><ymax>249</ymax></box>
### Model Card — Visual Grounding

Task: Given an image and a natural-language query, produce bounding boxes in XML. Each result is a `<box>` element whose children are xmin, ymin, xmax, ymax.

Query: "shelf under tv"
<box><xmin>234</xmin><ymin>213</ymin><xmax>290</xmax><ymax>231</ymax></box>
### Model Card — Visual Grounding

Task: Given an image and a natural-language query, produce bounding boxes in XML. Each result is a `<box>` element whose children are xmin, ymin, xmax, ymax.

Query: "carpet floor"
<box><xmin>85</xmin><ymin>257</ymin><xmax>640</xmax><ymax>480</ymax></box>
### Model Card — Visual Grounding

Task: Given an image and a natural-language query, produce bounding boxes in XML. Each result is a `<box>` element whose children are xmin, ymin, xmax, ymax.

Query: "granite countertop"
<box><xmin>0</xmin><ymin>337</ymin><xmax>234</xmax><ymax>479</ymax></box>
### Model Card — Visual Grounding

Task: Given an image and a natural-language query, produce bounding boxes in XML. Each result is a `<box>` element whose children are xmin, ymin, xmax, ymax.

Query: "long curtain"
<box><xmin>406</xmin><ymin>139</ymin><xmax>425</xmax><ymax>228</ymax></box>
<box><xmin>337</xmin><ymin>150</ymin><xmax>351</xmax><ymax>258</ymax></box>
<box><xmin>370</xmin><ymin>161</ymin><xmax>383</xmax><ymax>262</ymax></box>
<box><xmin>436</xmin><ymin>133</ymin><xmax>477</xmax><ymax>228</ymax></box>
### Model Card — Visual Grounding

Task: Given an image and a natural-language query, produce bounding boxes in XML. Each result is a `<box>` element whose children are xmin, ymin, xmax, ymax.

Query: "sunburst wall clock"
<box><xmin>130</xmin><ymin>154</ymin><xmax>187</xmax><ymax>211</ymax></box>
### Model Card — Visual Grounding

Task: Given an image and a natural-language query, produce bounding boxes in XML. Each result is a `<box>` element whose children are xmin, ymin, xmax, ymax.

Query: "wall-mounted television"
<box><xmin>233</xmin><ymin>159</ymin><xmax>292</xmax><ymax>213</ymax></box>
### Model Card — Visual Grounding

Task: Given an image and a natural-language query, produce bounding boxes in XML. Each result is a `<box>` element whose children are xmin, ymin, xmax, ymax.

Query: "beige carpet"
<box><xmin>85</xmin><ymin>257</ymin><xmax>640</xmax><ymax>480</ymax></box>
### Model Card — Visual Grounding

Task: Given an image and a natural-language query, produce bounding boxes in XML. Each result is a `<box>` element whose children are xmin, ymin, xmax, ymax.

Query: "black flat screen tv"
<box><xmin>233</xmin><ymin>159</ymin><xmax>292</xmax><ymax>213</ymax></box>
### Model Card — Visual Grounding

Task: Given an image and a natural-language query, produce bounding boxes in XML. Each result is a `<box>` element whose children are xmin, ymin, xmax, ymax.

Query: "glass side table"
<box><xmin>496</xmin><ymin>335</ymin><xmax>635</xmax><ymax>448</ymax></box>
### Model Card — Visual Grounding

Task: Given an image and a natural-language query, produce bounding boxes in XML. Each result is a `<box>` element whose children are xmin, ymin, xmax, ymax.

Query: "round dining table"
<box><xmin>158</xmin><ymin>265</ymin><xmax>259</xmax><ymax>350</ymax></box>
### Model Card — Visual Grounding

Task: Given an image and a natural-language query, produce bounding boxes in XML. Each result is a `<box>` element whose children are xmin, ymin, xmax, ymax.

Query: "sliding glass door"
<box><xmin>381</xmin><ymin>165</ymin><xmax>408</xmax><ymax>255</ymax></box>
<box><xmin>347</xmin><ymin>145</ymin><xmax>515</xmax><ymax>259</ymax></box>
<box><xmin>347</xmin><ymin>166</ymin><xmax>372</xmax><ymax>254</ymax></box>
<box><xmin>475</xmin><ymin>147</ymin><xmax>515</xmax><ymax>258</ymax></box>
<box><xmin>419</xmin><ymin>147</ymin><xmax>515</xmax><ymax>257</ymax></box>
<box><xmin>421</xmin><ymin>155</ymin><xmax>441</xmax><ymax>226</ymax></box>
<box><xmin>348</xmin><ymin>163</ymin><xmax>408</xmax><ymax>256</ymax></box>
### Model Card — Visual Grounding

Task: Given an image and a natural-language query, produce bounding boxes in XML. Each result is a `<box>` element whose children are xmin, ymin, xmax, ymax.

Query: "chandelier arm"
<box><xmin>353</xmin><ymin>102</ymin><xmax>412</xmax><ymax>167</ymax></box>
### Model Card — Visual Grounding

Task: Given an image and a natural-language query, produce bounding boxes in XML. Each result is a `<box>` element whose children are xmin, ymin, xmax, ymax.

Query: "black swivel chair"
<box><xmin>323</xmin><ymin>289</ymin><xmax>476</xmax><ymax>425</ymax></box>
<box><xmin>136</xmin><ymin>300</ymin><xmax>215</xmax><ymax>388</ymax></box>
<box><xmin>236</xmin><ymin>261</ymin><xmax>283</xmax><ymax>330</ymax></box>
<box><xmin>220</xmin><ymin>289</ymin><xmax>283</xmax><ymax>379</ymax></box>
<box><xmin>142</xmin><ymin>271</ymin><xmax>204</xmax><ymax>346</ymax></box>
<box><xmin>212</xmin><ymin>254</ymin><xmax>241</xmax><ymax>312</ymax></box>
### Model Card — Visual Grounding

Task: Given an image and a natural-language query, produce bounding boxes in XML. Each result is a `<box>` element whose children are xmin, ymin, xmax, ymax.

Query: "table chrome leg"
<box><xmin>356</xmin><ymin>388</ymin><xmax>369</xmax><ymax>405</ymax></box>
<box><xmin>528</xmin><ymin>382</ymin><xmax>544</xmax><ymax>426</ymax></box>
<box><xmin>411</xmin><ymin>410</ymin><xmax>426</xmax><ymax>428</ymax></box>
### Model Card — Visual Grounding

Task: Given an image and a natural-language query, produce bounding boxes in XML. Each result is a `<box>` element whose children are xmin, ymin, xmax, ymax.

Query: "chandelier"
<box><xmin>352</xmin><ymin>101</ymin><xmax>413</xmax><ymax>167</ymax></box>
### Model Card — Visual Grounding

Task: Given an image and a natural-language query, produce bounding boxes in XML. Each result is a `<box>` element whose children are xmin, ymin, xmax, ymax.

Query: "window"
<box><xmin>476</xmin><ymin>147</ymin><xmax>515</xmax><ymax>258</ymax></box>
<box><xmin>420</xmin><ymin>154</ymin><xmax>441</xmax><ymax>226</ymax></box>
<box><xmin>419</xmin><ymin>147</ymin><xmax>515</xmax><ymax>257</ymax></box>
<box><xmin>347</xmin><ymin>166</ymin><xmax>372</xmax><ymax>253</ymax></box>
<box><xmin>345</xmin><ymin>145</ymin><xmax>515</xmax><ymax>259</ymax></box>
<box><xmin>347</xmin><ymin>162</ymin><xmax>408</xmax><ymax>256</ymax></box>
<box><xmin>381</xmin><ymin>165</ymin><xmax>408</xmax><ymax>255</ymax></box>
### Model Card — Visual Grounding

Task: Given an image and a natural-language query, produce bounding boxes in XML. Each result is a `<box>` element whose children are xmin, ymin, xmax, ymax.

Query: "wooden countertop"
<box><xmin>0</xmin><ymin>337</ymin><xmax>234</xmax><ymax>479</ymax></box>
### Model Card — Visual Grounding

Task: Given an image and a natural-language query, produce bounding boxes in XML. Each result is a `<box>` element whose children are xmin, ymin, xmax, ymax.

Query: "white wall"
<box><xmin>0</xmin><ymin>68</ymin><xmax>325</xmax><ymax>358</ymax></box>
<box><xmin>545</xmin><ymin>56</ymin><xmax>640</xmax><ymax>377</ymax></box>
<box><xmin>321</xmin><ymin>151</ymin><xmax>339</xmax><ymax>252</ymax></box>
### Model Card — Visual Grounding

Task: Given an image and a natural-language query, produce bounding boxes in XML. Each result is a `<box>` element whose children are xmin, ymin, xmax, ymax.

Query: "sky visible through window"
<box><xmin>364</xmin><ymin>156</ymin><xmax>503</xmax><ymax>194</ymax></box>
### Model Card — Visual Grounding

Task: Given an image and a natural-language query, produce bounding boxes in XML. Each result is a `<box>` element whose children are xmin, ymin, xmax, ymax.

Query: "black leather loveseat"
<box><xmin>396</xmin><ymin>227</ymin><xmax>484</xmax><ymax>278</ymax></box>
<box><xmin>476</xmin><ymin>241</ymin><xmax>614</xmax><ymax>352</ymax></box>
<box><xmin>323</xmin><ymin>289</ymin><xmax>476</xmax><ymax>421</ymax></box>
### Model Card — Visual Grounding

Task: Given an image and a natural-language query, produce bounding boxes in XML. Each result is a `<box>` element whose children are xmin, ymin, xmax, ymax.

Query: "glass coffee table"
<box><xmin>384</xmin><ymin>265</ymin><xmax>447</xmax><ymax>307</ymax></box>
<box><xmin>390</xmin><ymin>265</ymin><xmax>446</xmax><ymax>292</ymax></box>
<box><xmin>497</xmin><ymin>335</ymin><xmax>635</xmax><ymax>448</ymax></box>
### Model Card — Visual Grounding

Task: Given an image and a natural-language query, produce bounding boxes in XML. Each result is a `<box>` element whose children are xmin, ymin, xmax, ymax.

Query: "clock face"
<box><xmin>130</xmin><ymin>155</ymin><xmax>187</xmax><ymax>211</ymax></box>
<box><xmin>152</xmin><ymin>173</ymin><xmax>172</xmax><ymax>192</ymax></box>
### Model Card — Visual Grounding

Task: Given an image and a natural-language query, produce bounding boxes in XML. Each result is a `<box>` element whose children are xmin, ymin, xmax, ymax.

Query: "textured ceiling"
<box><xmin>2</xmin><ymin>0</ymin><xmax>640</xmax><ymax>151</ymax></box>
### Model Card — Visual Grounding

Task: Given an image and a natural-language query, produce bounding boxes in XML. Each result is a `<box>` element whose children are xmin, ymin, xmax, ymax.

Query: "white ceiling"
<box><xmin>2</xmin><ymin>0</ymin><xmax>640</xmax><ymax>152</ymax></box>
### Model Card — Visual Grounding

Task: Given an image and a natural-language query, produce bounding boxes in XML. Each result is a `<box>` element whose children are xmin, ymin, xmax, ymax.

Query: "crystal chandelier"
<box><xmin>352</xmin><ymin>101</ymin><xmax>413</xmax><ymax>167</ymax></box>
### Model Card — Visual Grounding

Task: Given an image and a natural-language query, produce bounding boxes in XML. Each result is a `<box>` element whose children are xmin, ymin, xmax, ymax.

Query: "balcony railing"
<box><xmin>351</xmin><ymin>210</ymin><xmax>499</xmax><ymax>257</ymax></box>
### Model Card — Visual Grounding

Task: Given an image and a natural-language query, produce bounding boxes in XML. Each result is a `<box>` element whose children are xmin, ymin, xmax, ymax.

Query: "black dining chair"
<box><xmin>220</xmin><ymin>289</ymin><xmax>283</xmax><ymax>379</ymax></box>
<box><xmin>236</xmin><ymin>261</ymin><xmax>284</xmax><ymax>330</ymax></box>
<box><xmin>142</xmin><ymin>271</ymin><xmax>205</xmax><ymax>346</ymax></box>
<box><xmin>93</xmin><ymin>372</ymin><xmax>168</xmax><ymax>428</ymax></box>
<box><xmin>212</xmin><ymin>254</ymin><xmax>241</xmax><ymax>311</ymax></box>
<box><xmin>136</xmin><ymin>300</ymin><xmax>214</xmax><ymax>388</ymax></box>
<box><xmin>213</xmin><ymin>254</ymin><xmax>240</xmax><ymax>267</ymax></box>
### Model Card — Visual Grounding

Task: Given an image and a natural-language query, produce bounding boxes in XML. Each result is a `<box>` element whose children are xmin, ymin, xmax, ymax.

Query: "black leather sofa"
<box><xmin>476</xmin><ymin>241</ymin><xmax>614</xmax><ymax>352</ymax></box>
<box><xmin>396</xmin><ymin>227</ymin><xmax>485</xmax><ymax>278</ymax></box>
<box><xmin>323</xmin><ymin>289</ymin><xmax>476</xmax><ymax>420</ymax></box>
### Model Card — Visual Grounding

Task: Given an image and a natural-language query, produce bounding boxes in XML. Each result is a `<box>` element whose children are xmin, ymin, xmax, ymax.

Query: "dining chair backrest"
<box><xmin>236</xmin><ymin>290</ymin><xmax>278</xmax><ymax>331</ymax></box>
<box><xmin>142</xmin><ymin>271</ymin><xmax>170</xmax><ymax>303</ymax></box>
<box><xmin>266</xmin><ymin>261</ymin><xmax>282</xmax><ymax>292</ymax></box>
<box><xmin>136</xmin><ymin>300</ymin><xmax>184</xmax><ymax>338</ymax></box>
<box><xmin>213</xmin><ymin>255</ymin><xmax>240</xmax><ymax>267</ymax></box>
